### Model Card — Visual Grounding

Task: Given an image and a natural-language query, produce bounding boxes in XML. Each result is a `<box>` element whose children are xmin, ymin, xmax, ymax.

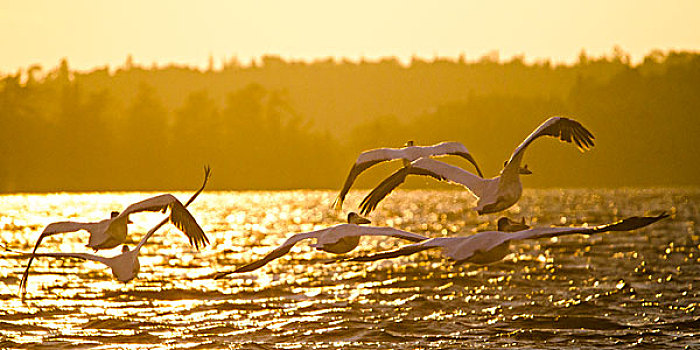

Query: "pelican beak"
<box><xmin>507</xmin><ymin>218</ymin><xmax>530</xmax><ymax>232</ymax></box>
<box><xmin>519</xmin><ymin>165</ymin><xmax>533</xmax><ymax>175</ymax></box>
<box><xmin>497</xmin><ymin>217</ymin><xmax>531</xmax><ymax>232</ymax></box>
<box><xmin>357</xmin><ymin>216</ymin><xmax>371</xmax><ymax>225</ymax></box>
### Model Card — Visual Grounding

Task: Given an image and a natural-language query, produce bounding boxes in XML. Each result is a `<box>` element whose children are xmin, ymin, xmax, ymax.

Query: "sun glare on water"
<box><xmin>0</xmin><ymin>189</ymin><xmax>697</xmax><ymax>348</ymax></box>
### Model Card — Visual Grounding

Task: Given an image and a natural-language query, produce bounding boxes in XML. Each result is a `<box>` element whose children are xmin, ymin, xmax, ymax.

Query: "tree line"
<box><xmin>0</xmin><ymin>49</ymin><xmax>698</xmax><ymax>192</ymax></box>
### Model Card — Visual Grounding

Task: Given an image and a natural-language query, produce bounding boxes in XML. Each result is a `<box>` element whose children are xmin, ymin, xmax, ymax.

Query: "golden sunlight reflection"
<box><xmin>0</xmin><ymin>189</ymin><xmax>697</xmax><ymax>347</ymax></box>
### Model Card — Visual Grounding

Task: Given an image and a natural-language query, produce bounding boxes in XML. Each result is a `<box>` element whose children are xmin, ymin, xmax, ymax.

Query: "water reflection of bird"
<box><xmin>333</xmin><ymin>141</ymin><xmax>483</xmax><ymax>210</ymax></box>
<box><xmin>18</xmin><ymin>167</ymin><xmax>211</xmax><ymax>300</ymax></box>
<box><xmin>346</xmin><ymin>213</ymin><xmax>667</xmax><ymax>265</ymax></box>
<box><xmin>214</xmin><ymin>212</ymin><xmax>428</xmax><ymax>277</ymax></box>
<box><xmin>359</xmin><ymin>117</ymin><xmax>595</xmax><ymax>215</ymax></box>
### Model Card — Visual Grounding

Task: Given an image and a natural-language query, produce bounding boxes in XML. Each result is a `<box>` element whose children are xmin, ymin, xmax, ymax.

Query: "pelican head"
<box><xmin>347</xmin><ymin>212</ymin><xmax>371</xmax><ymax>225</ymax></box>
<box><xmin>503</xmin><ymin>161</ymin><xmax>533</xmax><ymax>175</ymax></box>
<box><xmin>111</xmin><ymin>210</ymin><xmax>134</xmax><ymax>224</ymax></box>
<box><xmin>497</xmin><ymin>217</ymin><xmax>530</xmax><ymax>232</ymax></box>
<box><xmin>519</xmin><ymin>164</ymin><xmax>533</xmax><ymax>175</ymax></box>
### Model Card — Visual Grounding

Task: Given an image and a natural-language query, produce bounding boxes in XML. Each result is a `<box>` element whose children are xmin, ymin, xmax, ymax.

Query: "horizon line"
<box><xmin>4</xmin><ymin>47</ymin><xmax>698</xmax><ymax>79</ymax></box>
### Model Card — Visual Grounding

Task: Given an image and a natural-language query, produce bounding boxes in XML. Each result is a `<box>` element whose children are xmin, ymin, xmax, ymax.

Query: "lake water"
<box><xmin>0</xmin><ymin>189</ymin><xmax>697</xmax><ymax>349</ymax></box>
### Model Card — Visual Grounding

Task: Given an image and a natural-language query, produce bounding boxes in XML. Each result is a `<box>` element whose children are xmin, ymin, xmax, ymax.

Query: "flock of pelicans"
<box><xmin>6</xmin><ymin>116</ymin><xmax>668</xmax><ymax>301</ymax></box>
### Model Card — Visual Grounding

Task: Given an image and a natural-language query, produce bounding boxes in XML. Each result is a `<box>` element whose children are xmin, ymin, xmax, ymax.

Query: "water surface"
<box><xmin>0</xmin><ymin>189</ymin><xmax>697</xmax><ymax>349</ymax></box>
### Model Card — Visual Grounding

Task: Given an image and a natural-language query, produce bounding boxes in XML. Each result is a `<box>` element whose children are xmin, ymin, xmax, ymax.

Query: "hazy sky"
<box><xmin>1</xmin><ymin>0</ymin><xmax>699</xmax><ymax>73</ymax></box>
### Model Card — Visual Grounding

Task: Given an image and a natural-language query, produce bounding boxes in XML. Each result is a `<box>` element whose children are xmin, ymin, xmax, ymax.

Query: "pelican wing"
<box><xmin>43</xmin><ymin>221</ymin><xmax>101</xmax><ymax>235</ymax></box>
<box><xmin>348</xmin><ymin>237</ymin><xmax>448</xmax><ymax>262</ymax></box>
<box><xmin>18</xmin><ymin>251</ymin><xmax>110</xmax><ymax>264</ymax></box>
<box><xmin>507</xmin><ymin>213</ymin><xmax>669</xmax><ymax>242</ymax></box>
<box><xmin>18</xmin><ymin>248</ymin><xmax>111</xmax><ymax>299</ymax></box>
<box><xmin>216</xmin><ymin>230</ymin><xmax>324</xmax><ymax>277</ymax></box>
<box><xmin>334</xmin><ymin>142</ymin><xmax>483</xmax><ymax>209</ymax></box>
<box><xmin>506</xmin><ymin>117</ymin><xmax>595</xmax><ymax>167</ymax></box>
<box><xmin>118</xmin><ymin>194</ymin><xmax>182</xmax><ymax>216</ymax></box>
<box><xmin>19</xmin><ymin>220</ymin><xmax>102</xmax><ymax>300</ymax></box>
<box><xmin>333</xmin><ymin>159</ymin><xmax>390</xmax><ymax>210</ymax></box>
<box><xmin>121</xmin><ymin>194</ymin><xmax>209</xmax><ymax>250</ymax></box>
<box><xmin>424</xmin><ymin>142</ymin><xmax>483</xmax><ymax>177</ymax></box>
<box><xmin>359</xmin><ymin>158</ymin><xmax>483</xmax><ymax>215</ymax></box>
<box><xmin>324</xmin><ymin>225</ymin><xmax>428</xmax><ymax>244</ymax></box>
<box><xmin>167</xmin><ymin>199</ymin><xmax>209</xmax><ymax>249</ymax></box>
<box><xmin>135</xmin><ymin>167</ymin><xmax>211</xmax><ymax>251</ymax></box>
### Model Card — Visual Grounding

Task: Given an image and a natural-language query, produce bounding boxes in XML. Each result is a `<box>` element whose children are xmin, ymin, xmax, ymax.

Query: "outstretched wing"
<box><xmin>215</xmin><ymin>230</ymin><xmax>323</xmax><ymax>277</ymax></box>
<box><xmin>508</xmin><ymin>213</ymin><xmax>669</xmax><ymax>242</ymax></box>
<box><xmin>135</xmin><ymin>166</ymin><xmax>212</xmax><ymax>251</ymax></box>
<box><xmin>18</xmin><ymin>246</ymin><xmax>110</xmax><ymax>301</ymax></box>
<box><xmin>18</xmin><ymin>250</ymin><xmax>110</xmax><ymax>264</ymax></box>
<box><xmin>347</xmin><ymin>238</ymin><xmax>447</xmax><ymax>262</ymax></box>
<box><xmin>167</xmin><ymin>199</ymin><xmax>209</xmax><ymax>249</ymax></box>
<box><xmin>119</xmin><ymin>194</ymin><xmax>181</xmax><ymax>216</ymax></box>
<box><xmin>333</xmin><ymin>142</ymin><xmax>483</xmax><ymax>210</ymax></box>
<box><xmin>359</xmin><ymin>158</ymin><xmax>483</xmax><ymax>215</ymax></box>
<box><xmin>122</xmin><ymin>195</ymin><xmax>208</xmax><ymax>250</ymax></box>
<box><xmin>506</xmin><ymin>117</ymin><xmax>595</xmax><ymax>169</ymax></box>
<box><xmin>358</xmin><ymin>167</ymin><xmax>423</xmax><ymax>215</ymax></box>
<box><xmin>324</xmin><ymin>225</ymin><xmax>428</xmax><ymax>243</ymax></box>
<box><xmin>333</xmin><ymin>158</ymin><xmax>388</xmax><ymax>210</ymax></box>
<box><xmin>427</xmin><ymin>142</ymin><xmax>483</xmax><ymax>177</ymax></box>
<box><xmin>19</xmin><ymin>220</ymin><xmax>100</xmax><ymax>300</ymax></box>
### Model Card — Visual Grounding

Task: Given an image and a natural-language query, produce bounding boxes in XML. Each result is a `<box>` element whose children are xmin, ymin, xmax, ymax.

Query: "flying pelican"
<box><xmin>18</xmin><ymin>166</ymin><xmax>211</xmax><ymax>300</ymax></box>
<box><xmin>333</xmin><ymin>141</ymin><xmax>483</xmax><ymax>210</ymax></box>
<box><xmin>346</xmin><ymin>213</ymin><xmax>668</xmax><ymax>265</ymax></box>
<box><xmin>214</xmin><ymin>212</ymin><xmax>429</xmax><ymax>277</ymax></box>
<box><xmin>359</xmin><ymin>117</ymin><xmax>594</xmax><ymax>215</ymax></box>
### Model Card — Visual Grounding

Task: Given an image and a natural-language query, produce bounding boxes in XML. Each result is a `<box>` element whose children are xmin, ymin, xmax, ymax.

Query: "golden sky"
<box><xmin>1</xmin><ymin>0</ymin><xmax>699</xmax><ymax>73</ymax></box>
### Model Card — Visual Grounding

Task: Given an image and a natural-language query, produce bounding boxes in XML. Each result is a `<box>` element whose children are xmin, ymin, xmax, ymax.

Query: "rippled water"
<box><xmin>0</xmin><ymin>189</ymin><xmax>698</xmax><ymax>349</ymax></box>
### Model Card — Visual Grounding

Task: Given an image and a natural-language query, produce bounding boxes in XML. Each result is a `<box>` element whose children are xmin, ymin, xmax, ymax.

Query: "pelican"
<box><xmin>346</xmin><ymin>213</ymin><xmax>668</xmax><ymax>265</ymax></box>
<box><xmin>359</xmin><ymin>117</ymin><xmax>594</xmax><ymax>215</ymax></box>
<box><xmin>19</xmin><ymin>166</ymin><xmax>211</xmax><ymax>300</ymax></box>
<box><xmin>214</xmin><ymin>212</ymin><xmax>428</xmax><ymax>277</ymax></box>
<box><xmin>333</xmin><ymin>141</ymin><xmax>483</xmax><ymax>210</ymax></box>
